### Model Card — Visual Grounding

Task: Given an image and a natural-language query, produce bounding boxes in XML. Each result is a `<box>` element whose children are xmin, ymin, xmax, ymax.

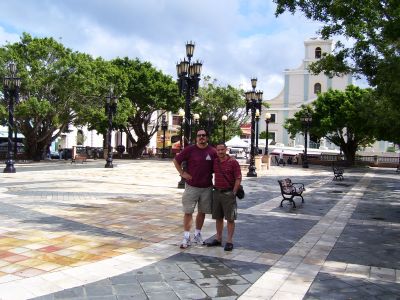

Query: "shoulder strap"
<box><xmin>217</xmin><ymin>158</ymin><xmax>233</xmax><ymax>189</ymax></box>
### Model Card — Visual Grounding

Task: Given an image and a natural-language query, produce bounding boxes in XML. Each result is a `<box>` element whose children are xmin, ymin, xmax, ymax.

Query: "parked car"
<box><xmin>50</xmin><ymin>151</ymin><xmax>60</xmax><ymax>159</ymax></box>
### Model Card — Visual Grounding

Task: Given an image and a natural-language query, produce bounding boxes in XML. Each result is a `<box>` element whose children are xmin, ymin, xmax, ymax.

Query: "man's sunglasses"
<box><xmin>197</xmin><ymin>134</ymin><xmax>207</xmax><ymax>137</ymax></box>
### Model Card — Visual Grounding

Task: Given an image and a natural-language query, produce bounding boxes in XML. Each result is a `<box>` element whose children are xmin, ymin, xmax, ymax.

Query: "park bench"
<box><xmin>71</xmin><ymin>154</ymin><xmax>88</xmax><ymax>164</ymax></box>
<box><xmin>332</xmin><ymin>163</ymin><xmax>344</xmax><ymax>181</ymax></box>
<box><xmin>278</xmin><ymin>178</ymin><xmax>305</xmax><ymax>208</ymax></box>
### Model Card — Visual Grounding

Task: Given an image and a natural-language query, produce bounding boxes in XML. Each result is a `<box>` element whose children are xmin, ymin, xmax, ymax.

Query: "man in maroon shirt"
<box><xmin>207</xmin><ymin>142</ymin><xmax>242</xmax><ymax>251</ymax></box>
<box><xmin>173</xmin><ymin>129</ymin><xmax>217</xmax><ymax>249</ymax></box>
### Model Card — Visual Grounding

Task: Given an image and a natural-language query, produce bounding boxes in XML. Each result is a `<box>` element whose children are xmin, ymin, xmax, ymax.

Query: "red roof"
<box><xmin>240</xmin><ymin>124</ymin><xmax>251</xmax><ymax>135</ymax></box>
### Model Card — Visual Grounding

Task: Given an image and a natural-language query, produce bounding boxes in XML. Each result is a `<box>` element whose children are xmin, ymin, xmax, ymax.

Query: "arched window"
<box><xmin>76</xmin><ymin>129</ymin><xmax>84</xmax><ymax>145</ymax></box>
<box><xmin>314</xmin><ymin>83</ymin><xmax>322</xmax><ymax>94</ymax></box>
<box><xmin>315</xmin><ymin>47</ymin><xmax>322</xmax><ymax>59</ymax></box>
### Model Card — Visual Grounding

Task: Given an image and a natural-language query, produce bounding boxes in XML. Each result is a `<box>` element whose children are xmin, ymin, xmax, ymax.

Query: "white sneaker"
<box><xmin>193</xmin><ymin>233</ymin><xmax>205</xmax><ymax>245</ymax></box>
<box><xmin>180</xmin><ymin>237</ymin><xmax>191</xmax><ymax>249</ymax></box>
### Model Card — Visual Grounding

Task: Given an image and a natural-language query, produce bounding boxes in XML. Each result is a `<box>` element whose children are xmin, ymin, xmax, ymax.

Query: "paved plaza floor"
<box><xmin>0</xmin><ymin>159</ymin><xmax>399</xmax><ymax>299</ymax></box>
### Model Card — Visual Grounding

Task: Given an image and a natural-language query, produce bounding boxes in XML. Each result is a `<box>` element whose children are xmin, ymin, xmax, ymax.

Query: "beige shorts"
<box><xmin>182</xmin><ymin>184</ymin><xmax>212</xmax><ymax>214</ymax></box>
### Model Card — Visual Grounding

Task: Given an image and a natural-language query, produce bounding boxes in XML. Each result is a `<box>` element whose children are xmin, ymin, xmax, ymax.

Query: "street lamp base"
<box><xmin>3</xmin><ymin>161</ymin><xmax>16</xmax><ymax>173</ymax></box>
<box><xmin>105</xmin><ymin>158</ymin><xmax>114</xmax><ymax>168</ymax></box>
<box><xmin>302</xmin><ymin>162</ymin><xmax>309</xmax><ymax>168</ymax></box>
<box><xmin>246</xmin><ymin>165</ymin><xmax>257</xmax><ymax>177</ymax></box>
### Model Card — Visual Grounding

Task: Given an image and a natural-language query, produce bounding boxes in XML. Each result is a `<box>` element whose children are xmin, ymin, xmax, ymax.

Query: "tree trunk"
<box><xmin>27</xmin><ymin>140</ymin><xmax>47</xmax><ymax>161</ymax></box>
<box><xmin>129</xmin><ymin>138</ymin><xmax>149</xmax><ymax>158</ymax></box>
<box><xmin>341</xmin><ymin>140</ymin><xmax>357</xmax><ymax>166</ymax></box>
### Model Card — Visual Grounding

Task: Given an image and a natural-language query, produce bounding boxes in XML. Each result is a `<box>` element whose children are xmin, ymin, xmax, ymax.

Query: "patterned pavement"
<box><xmin>0</xmin><ymin>159</ymin><xmax>398</xmax><ymax>299</ymax></box>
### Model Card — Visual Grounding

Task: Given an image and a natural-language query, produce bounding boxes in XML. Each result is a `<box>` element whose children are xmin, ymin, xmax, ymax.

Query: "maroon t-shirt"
<box><xmin>175</xmin><ymin>144</ymin><xmax>217</xmax><ymax>188</ymax></box>
<box><xmin>214</xmin><ymin>156</ymin><xmax>242</xmax><ymax>189</ymax></box>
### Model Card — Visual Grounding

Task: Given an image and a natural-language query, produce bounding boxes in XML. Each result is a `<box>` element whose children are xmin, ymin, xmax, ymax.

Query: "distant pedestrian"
<box><xmin>278</xmin><ymin>150</ymin><xmax>285</xmax><ymax>166</ymax></box>
<box><xmin>58</xmin><ymin>144</ymin><xmax>63</xmax><ymax>160</ymax></box>
<box><xmin>173</xmin><ymin>129</ymin><xmax>217</xmax><ymax>249</ymax></box>
<box><xmin>46</xmin><ymin>145</ymin><xmax>51</xmax><ymax>160</ymax></box>
<box><xmin>207</xmin><ymin>142</ymin><xmax>242</xmax><ymax>251</ymax></box>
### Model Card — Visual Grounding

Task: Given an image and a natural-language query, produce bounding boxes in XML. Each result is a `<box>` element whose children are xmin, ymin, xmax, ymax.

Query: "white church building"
<box><xmin>260</xmin><ymin>38</ymin><xmax>352</xmax><ymax>150</ymax></box>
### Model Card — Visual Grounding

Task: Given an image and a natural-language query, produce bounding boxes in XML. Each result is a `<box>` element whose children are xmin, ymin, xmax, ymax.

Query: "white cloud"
<box><xmin>0</xmin><ymin>0</ymin><xmax>324</xmax><ymax>99</ymax></box>
<box><xmin>0</xmin><ymin>27</ymin><xmax>19</xmax><ymax>45</ymax></box>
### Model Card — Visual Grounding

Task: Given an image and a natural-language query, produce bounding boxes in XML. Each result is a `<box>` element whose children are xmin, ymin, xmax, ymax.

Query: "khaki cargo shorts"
<box><xmin>182</xmin><ymin>184</ymin><xmax>212</xmax><ymax>214</ymax></box>
<box><xmin>212</xmin><ymin>189</ymin><xmax>237</xmax><ymax>221</ymax></box>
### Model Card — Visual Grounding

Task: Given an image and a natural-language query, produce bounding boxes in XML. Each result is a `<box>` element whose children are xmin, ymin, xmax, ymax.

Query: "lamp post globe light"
<box><xmin>192</xmin><ymin>113</ymin><xmax>200</xmax><ymax>143</ymax></box>
<box><xmin>245</xmin><ymin>78</ymin><xmax>263</xmax><ymax>177</ymax></box>
<box><xmin>222</xmin><ymin>115</ymin><xmax>228</xmax><ymax>143</ymax></box>
<box><xmin>264</xmin><ymin>112</ymin><xmax>271</xmax><ymax>155</ymax></box>
<box><xmin>3</xmin><ymin>62</ymin><xmax>21</xmax><ymax>173</ymax></box>
<box><xmin>105</xmin><ymin>88</ymin><xmax>118</xmax><ymax>168</ymax></box>
<box><xmin>161</xmin><ymin>114</ymin><xmax>168</xmax><ymax>159</ymax></box>
<box><xmin>300</xmin><ymin>112</ymin><xmax>312</xmax><ymax>168</ymax></box>
<box><xmin>176</xmin><ymin>41</ymin><xmax>202</xmax><ymax>148</ymax></box>
<box><xmin>205</xmin><ymin>113</ymin><xmax>214</xmax><ymax>138</ymax></box>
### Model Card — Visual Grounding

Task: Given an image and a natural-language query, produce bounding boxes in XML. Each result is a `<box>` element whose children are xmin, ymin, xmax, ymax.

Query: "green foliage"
<box><xmin>274</xmin><ymin>0</ymin><xmax>400</xmax><ymax>143</ymax></box>
<box><xmin>194</xmin><ymin>76</ymin><xmax>247</xmax><ymax>144</ymax></box>
<box><xmin>1</xmin><ymin>33</ymin><xmax>81</xmax><ymax>159</ymax></box>
<box><xmin>1</xmin><ymin>33</ymin><xmax>257</xmax><ymax>159</ymax></box>
<box><xmin>259</xmin><ymin>131</ymin><xmax>274</xmax><ymax>140</ymax></box>
<box><xmin>111</xmin><ymin>57</ymin><xmax>181</xmax><ymax>157</ymax></box>
<box><xmin>284</xmin><ymin>86</ymin><xmax>377</xmax><ymax>164</ymax></box>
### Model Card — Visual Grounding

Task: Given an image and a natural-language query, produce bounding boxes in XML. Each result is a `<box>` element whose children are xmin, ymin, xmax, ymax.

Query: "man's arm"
<box><xmin>232</xmin><ymin>160</ymin><xmax>242</xmax><ymax>195</ymax></box>
<box><xmin>173</xmin><ymin>158</ymin><xmax>192</xmax><ymax>180</ymax></box>
<box><xmin>232</xmin><ymin>178</ymin><xmax>242</xmax><ymax>195</ymax></box>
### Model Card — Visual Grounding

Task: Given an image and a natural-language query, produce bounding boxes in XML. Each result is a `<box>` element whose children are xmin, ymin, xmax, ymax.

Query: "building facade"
<box><xmin>260</xmin><ymin>38</ymin><xmax>352</xmax><ymax>149</ymax></box>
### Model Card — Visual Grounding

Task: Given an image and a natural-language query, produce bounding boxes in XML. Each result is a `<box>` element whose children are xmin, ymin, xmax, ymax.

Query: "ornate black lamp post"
<box><xmin>3</xmin><ymin>62</ymin><xmax>21</xmax><ymax>173</ymax></box>
<box><xmin>255</xmin><ymin>109</ymin><xmax>260</xmax><ymax>155</ymax></box>
<box><xmin>192</xmin><ymin>113</ymin><xmax>200</xmax><ymax>143</ymax></box>
<box><xmin>222</xmin><ymin>115</ymin><xmax>227</xmax><ymax>143</ymax></box>
<box><xmin>161</xmin><ymin>114</ymin><xmax>168</xmax><ymax>158</ymax></box>
<box><xmin>177</xmin><ymin>108</ymin><xmax>186</xmax><ymax>188</ymax></box>
<box><xmin>300</xmin><ymin>112</ymin><xmax>312</xmax><ymax>168</ymax></box>
<box><xmin>245</xmin><ymin>78</ymin><xmax>263</xmax><ymax>177</ymax></box>
<box><xmin>105</xmin><ymin>88</ymin><xmax>117</xmax><ymax>168</ymax></box>
<box><xmin>178</xmin><ymin>109</ymin><xmax>184</xmax><ymax>151</ymax></box>
<box><xmin>176</xmin><ymin>41</ymin><xmax>202</xmax><ymax>148</ymax></box>
<box><xmin>264</xmin><ymin>112</ymin><xmax>271</xmax><ymax>155</ymax></box>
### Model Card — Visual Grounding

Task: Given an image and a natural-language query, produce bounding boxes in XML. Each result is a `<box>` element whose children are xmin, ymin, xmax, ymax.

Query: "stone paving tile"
<box><xmin>327</xmin><ymin>205</ymin><xmax>400</xmax><ymax>269</ymax></box>
<box><xmin>351</xmin><ymin>176</ymin><xmax>400</xmax><ymax>224</ymax></box>
<box><xmin>231</xmin><ymin>214</ymin><xmax>317</xmax><ymax>254</ymax></box>
<box><xmin>1</xmin><ymin>162</ymin><xmax>400</xmax><ymax>300</ymax></box>
<box><xmin>304</xmin><ymin>271</ymin><xmax>400</xmax><ymax>299</ymax></box>
<box><xmin>30</xmin><ymin>252</ymin><xmax>270</xmax><ymax>300</ymax></box>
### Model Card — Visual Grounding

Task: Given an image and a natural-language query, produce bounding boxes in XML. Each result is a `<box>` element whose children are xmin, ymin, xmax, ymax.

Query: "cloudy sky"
<box><xmin>0</xmin><ymin>0</ymin><xmax>324</xmax><ymax>99</ymax></box>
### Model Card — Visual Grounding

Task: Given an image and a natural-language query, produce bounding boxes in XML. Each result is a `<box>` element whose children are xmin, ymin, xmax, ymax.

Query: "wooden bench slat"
<box><xmin>278</xmin><ymin>178</ymin><xmax>305</xmax><ymax>208</ymax></box>
<box><xmin>332</xmin><ymin>165</ymin><xmax>344</xmax><ymax>180</ymax></box>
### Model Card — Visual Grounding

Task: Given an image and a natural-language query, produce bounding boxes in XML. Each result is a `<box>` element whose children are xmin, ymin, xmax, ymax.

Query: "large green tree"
<box><xmin>192</xmin><ymin>77</ymin><xmax>247</xmax><ymax>144</ymax></box>
<box><xmin>285</xmin><ymin>86</ymin><xmax>377</xmax><ymax>165</ymax></box>
<box><xmin>111</xmin><ymin>57</ymin><xmax>181</xmax><ymax>158</ymax></box>
<box><xmin>1</xmin><ymin>34</ymin><xmax>134</xmax><ymax>159</ymax></box>
<box><xmin>72</xmin><ymin>58</ymin><xmax>133</xmax><ymax>147</ymax></box>
<box><xmin>274</xmin><ymin>0</ymin><xmax>400</xmax><ymax>143</ymax></box>
<box><xmin>1</xmin><ymin>33</ymin><xmax>79</xmax><ymax>159</ymax></box>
